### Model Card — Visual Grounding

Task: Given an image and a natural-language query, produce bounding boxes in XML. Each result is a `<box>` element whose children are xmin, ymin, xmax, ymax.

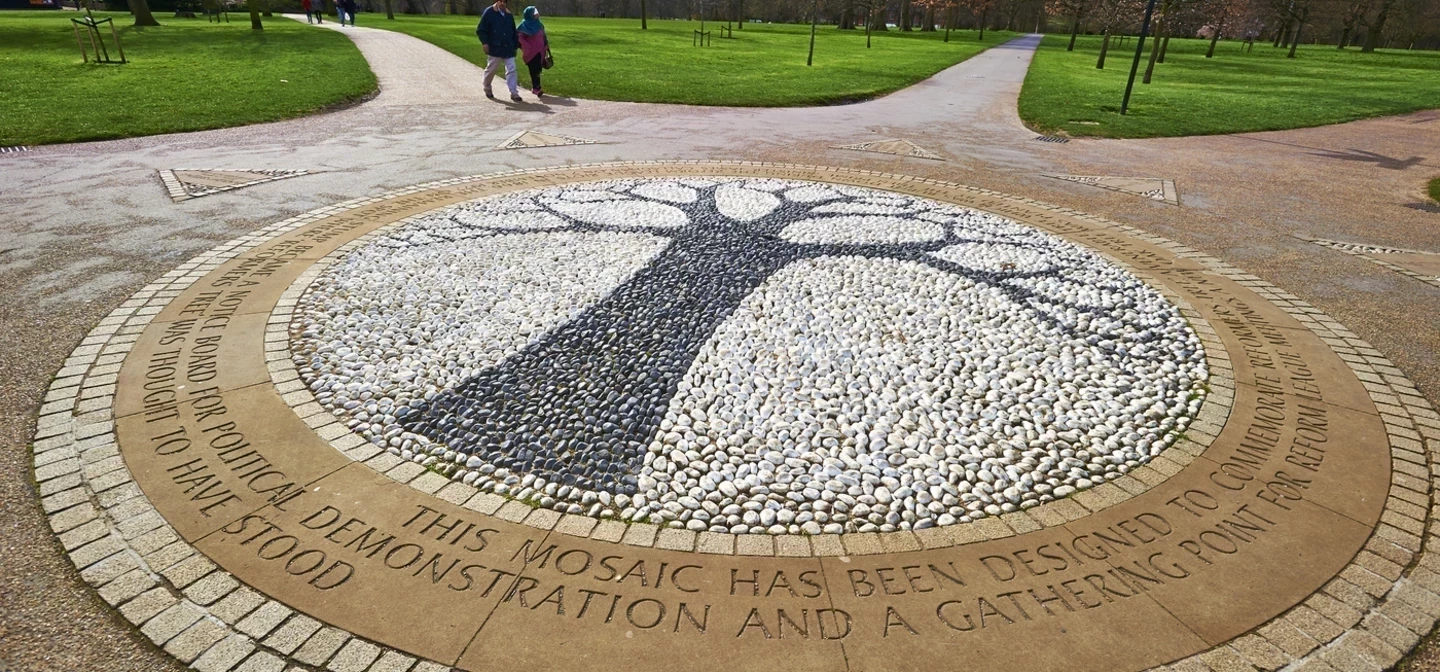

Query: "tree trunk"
<box><xmin>1157</xmin><ymin>34</ymin><xmax>1170</xmax><ymax>61</ymax></box>
<box><xmin>1067</xmin><ymin>13</ymin><xmax>1080</xmax><ymax>50</ymax></box>
<box><xmin>922</xmin><ymin>5</ymin><xmax>934</xmax><ymax>30</ymax></box>
<box><xmin>1286</xmin><ymin>5</ymin><xmax>1306</xmax><ymax>56</ymax></box>
<box><xmin>900</xmin><ymin>0</ymin><xmax>911</xmax><ymax>30</ymax></box>
<box><xmin>840</xmin><ymin>0</ymin><xmax>853</xmax><ymax>28</ymax></box>
<box><xmin>1142</xmin><ymin>12</ymin><xmax>1163</xmax><ymax>82</ymax></box>
<box><xmin>247</xmin><ymin>0</ymin><xmax>262</xmax><ymax>28</ymax></box>
<box><xmin>807</xmin><ymin>0</ymin><xmax>819</xmax><ymax>64</ymax></box>
<box><xmin>978</xmin><ymin>5</ymin><xmax>986</xmax><ymax>39</ymax></box>
<box><xmin>1097</xmin><ymin>29</ymin><xmax>1111</xmax><ymax>67</ymax></box>
<box><xmin>1361</xmin><ymin>11</ymin><xmax>1386</xmax><ymax>51</ymax></box>
<box><xmin>1205</xmin><ymin>18</ymin><xmax>1221</xmax><ymax>56</ymax></box>
<box><xmin>639</xmin><ymin>0</ymin><xmax>646</xmax><ymax>28</ymax></box>
<box><xmin>943</xmin><ymin>3</ymin><xmax>953</xmax><ymax>40</ymax></box>
<box><xmin>130</xmin><ymin>0</ymin><xmax>161</xmax><ymax>25</ymax></box>
<box><xmin>1337</xmin><ymin>25</ymin><xmax>1349</xmax><ymax>48</ymax></box>
<box><xmin>866</xmin><ymin>7</ymin><xmax>872</xmax><ymax>46</ymax></box>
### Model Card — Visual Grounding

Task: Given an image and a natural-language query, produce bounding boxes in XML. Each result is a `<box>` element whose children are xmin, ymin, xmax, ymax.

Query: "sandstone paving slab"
<box><xmin>1062</xmin><ymin>460</ymin><xmax>1377</xmax><ymax>647</ymax></box>
<box><xmin>456</xmin><ymin>536</ymin><xmax>845</xmax><ymax>671</ymax></box>
<box><xmin>116</xmin><ymin>382</ymin><xmax>353</xmax><ymax>539</ymax></box>
<box><xmin>1197</xmin><ymin>386</ymin><xmax>1390</xmax><ymax>528</ymax></box>
<box><xmin>816</xmin><ymin>520</ymin><xmax>1210</xmax><ymax>672</ymax></box>
<box><xmin>191</xmin><ymin>463</ymin><xmax>508</xmax><ymax>664</ymax></box>
<box><xmin>113</xmin><ymin>310</ymin><xmax>273</xmax><ymax>419</ymax></box>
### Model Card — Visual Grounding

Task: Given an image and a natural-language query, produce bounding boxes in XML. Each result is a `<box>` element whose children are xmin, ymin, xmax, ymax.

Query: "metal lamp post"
<box><xmin>1119</xmin><ymin>0</ymin><xmax>1159</xmax><ymax>115</ymax></box>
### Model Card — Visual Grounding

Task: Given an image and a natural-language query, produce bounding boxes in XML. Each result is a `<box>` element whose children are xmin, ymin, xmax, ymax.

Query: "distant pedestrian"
<box><xmin>477</xmin><ymin>0</ymin><xmax>522</xmax><ymax>102</ymax></box>
<box><xmin>301</xmin><ymin>0</ymin><xmax>314</xmax><ymax>22</ymax></box>
<box><xmin>311</xmin><ymin>0</ymin><xmax>325</xmax><ymax>23</ymax></box>
<box><xmin>517</xmin><ymin>6</ymin><xmax>549</xmax><ymax>98</ymax></box>
<box><xmin>341</xmin><ymin>0</ymin><xmax>357</xmax><ymax>24</ymax></box>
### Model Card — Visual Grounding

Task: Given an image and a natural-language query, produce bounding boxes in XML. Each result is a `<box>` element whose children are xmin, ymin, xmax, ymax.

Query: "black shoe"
<box><xmin>510</xmin><ymin>93</ymin><xmax>523</xmax><ymax>102</ymax></box>
<box><xmin>485</xmin><ymin>90</ymin><xmax>495</xmax><ymax>99</ymax></box>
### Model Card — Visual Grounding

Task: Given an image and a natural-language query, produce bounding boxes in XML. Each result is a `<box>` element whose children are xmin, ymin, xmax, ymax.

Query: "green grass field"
<box><xmin>1430</xmin><ymin>177</ymin><xmax>1440</xmax><ymax>203</ymax></box>
<box><xmin>0</xmin><ymin>11</ymin><xmax>375</xmax><ymax>146</ymax></box>
<box><xmin>374</xmin><ymin>16</ymin><xmax>1014</xmax><ymax>106</ymax></box>
<box><xmin>1018</xmin><ymin>34</ymin><xmax>1440</xmax><ymax>138</ymax></box>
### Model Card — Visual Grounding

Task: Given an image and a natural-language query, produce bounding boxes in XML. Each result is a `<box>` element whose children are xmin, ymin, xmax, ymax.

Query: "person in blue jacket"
<box><xmin>476</xmin><ymin>0</ymin><xmax>522</xmax><ymax>102</ymax></box>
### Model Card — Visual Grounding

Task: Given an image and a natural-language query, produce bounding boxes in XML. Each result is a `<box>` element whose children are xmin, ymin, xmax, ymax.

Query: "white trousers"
<box><xmin>483</xmin><ymin>56</ymin><xmax>519</xmax><ymax>95</ymax></box>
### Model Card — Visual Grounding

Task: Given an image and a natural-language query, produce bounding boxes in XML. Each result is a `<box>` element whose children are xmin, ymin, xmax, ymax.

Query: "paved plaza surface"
<box><xmin>2</xmin><ymin>23</ymin><xmax>1439</xmax><ymax>672</ymax></box>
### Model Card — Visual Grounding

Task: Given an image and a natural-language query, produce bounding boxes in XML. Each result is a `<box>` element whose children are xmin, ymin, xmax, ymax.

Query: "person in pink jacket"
<box><xmin>517</xmin><ymin>6</ymin><xmax>549</xmax><ymax>98</ymax></box>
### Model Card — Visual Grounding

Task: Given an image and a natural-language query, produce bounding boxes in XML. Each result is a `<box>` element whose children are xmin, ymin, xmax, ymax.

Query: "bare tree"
<box><xmin>1141</xmin><ymin>0</ymin><xmax>1172</xmax><ymax>82</ymax></box>
<box><xmin>1202</xmin><ymin>0</ymin><xmax>1249</xmax><ymax>56</ymax></box>
<box><xmin>1286</xmin><ymin>0</ymin><xmax>1310</xmax><ymax>55</ymax></box>
<box><xmin>962</xmin><ymin>0</ymin><xmax>995</xmax><ymax>37</ymax></box>
<box><xmin>1359</xmin><ymin>0</ymin><xmax>1399</xmax><ymax>50</ymax></box>
<box><xmin>1092</xmin><ymin>0</ymin><xmax>1142</xmax><ymax>67</ymax></box>
<box><xmin>856</xmin><ymin>0</ymin><xmax>886</xmax><ymax>44</ymax></box>
<box><xmin>1335</xmin><ymin>0</ymin><xmax>1369</xmax><ymax>47</ymax></box>
<box><xmin>1048</xmin><ymin>0</ymin><xmax>1095</xmax><ymax>50</ymax></box>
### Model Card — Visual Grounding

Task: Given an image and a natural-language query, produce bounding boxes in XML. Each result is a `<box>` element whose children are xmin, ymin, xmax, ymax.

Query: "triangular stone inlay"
<box><xmin>1043</xmin><ymin>174</ymin><xmax>1179</xmax><ymax>205</ymax></box>
<box><xmin>498</xmin><ymin>130</ymin><xmax>600</xmax><ymax>150</ymax></box>
<box><xmin>1308</xmin><ymin>238</ymin><xmax>1440</xmax><ymax>288</ymax></box>
<box><xmin>832</xmin><ymin>138</ymin><xmax>943</xmax><ymax>161</ymax></box>
<box><xmin>160</xmin><ymin>169</ymin><xmax>310</xmax><ymax>202</ymax></box>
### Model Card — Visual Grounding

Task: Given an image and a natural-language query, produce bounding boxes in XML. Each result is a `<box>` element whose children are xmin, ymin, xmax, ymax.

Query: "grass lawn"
<box><xmin>0</xmin><ymin>11</ymin><xmax>375</xmax><ymax>146</ymax></box>
<box><xmin>374</xmin><ymin>16</ymin><xmax>1014</xmax><ymax>106</ymax></box>
<box><xmin>1430</xmin><ymin>177</ymin><xmax>1440</xmax><ymax>203</ymax></box>
<box><xmin>1018</xmin><ymin>34</ymin><xmax>1440</xmax><ymax>138</ymax></box>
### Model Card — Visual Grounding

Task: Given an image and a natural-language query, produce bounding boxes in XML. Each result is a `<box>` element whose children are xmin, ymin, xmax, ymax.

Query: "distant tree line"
<box><xmin>108</xmin><ymin>0</ymin><xmax>1437</xmax><ymax>50</ymax></box>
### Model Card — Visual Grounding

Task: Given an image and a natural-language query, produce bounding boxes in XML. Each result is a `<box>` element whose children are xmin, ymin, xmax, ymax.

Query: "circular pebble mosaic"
<box><xmin>289</xmin><ymin>178</ymin><xmax>1208</xmax><ymax>535</ymax></box>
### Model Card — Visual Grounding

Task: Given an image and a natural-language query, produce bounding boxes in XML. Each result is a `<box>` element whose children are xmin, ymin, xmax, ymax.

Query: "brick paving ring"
<box><xmin>33</xmin><ymin>162</ymin><xmax>1440</xmax><ymax>672</ymax></box>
